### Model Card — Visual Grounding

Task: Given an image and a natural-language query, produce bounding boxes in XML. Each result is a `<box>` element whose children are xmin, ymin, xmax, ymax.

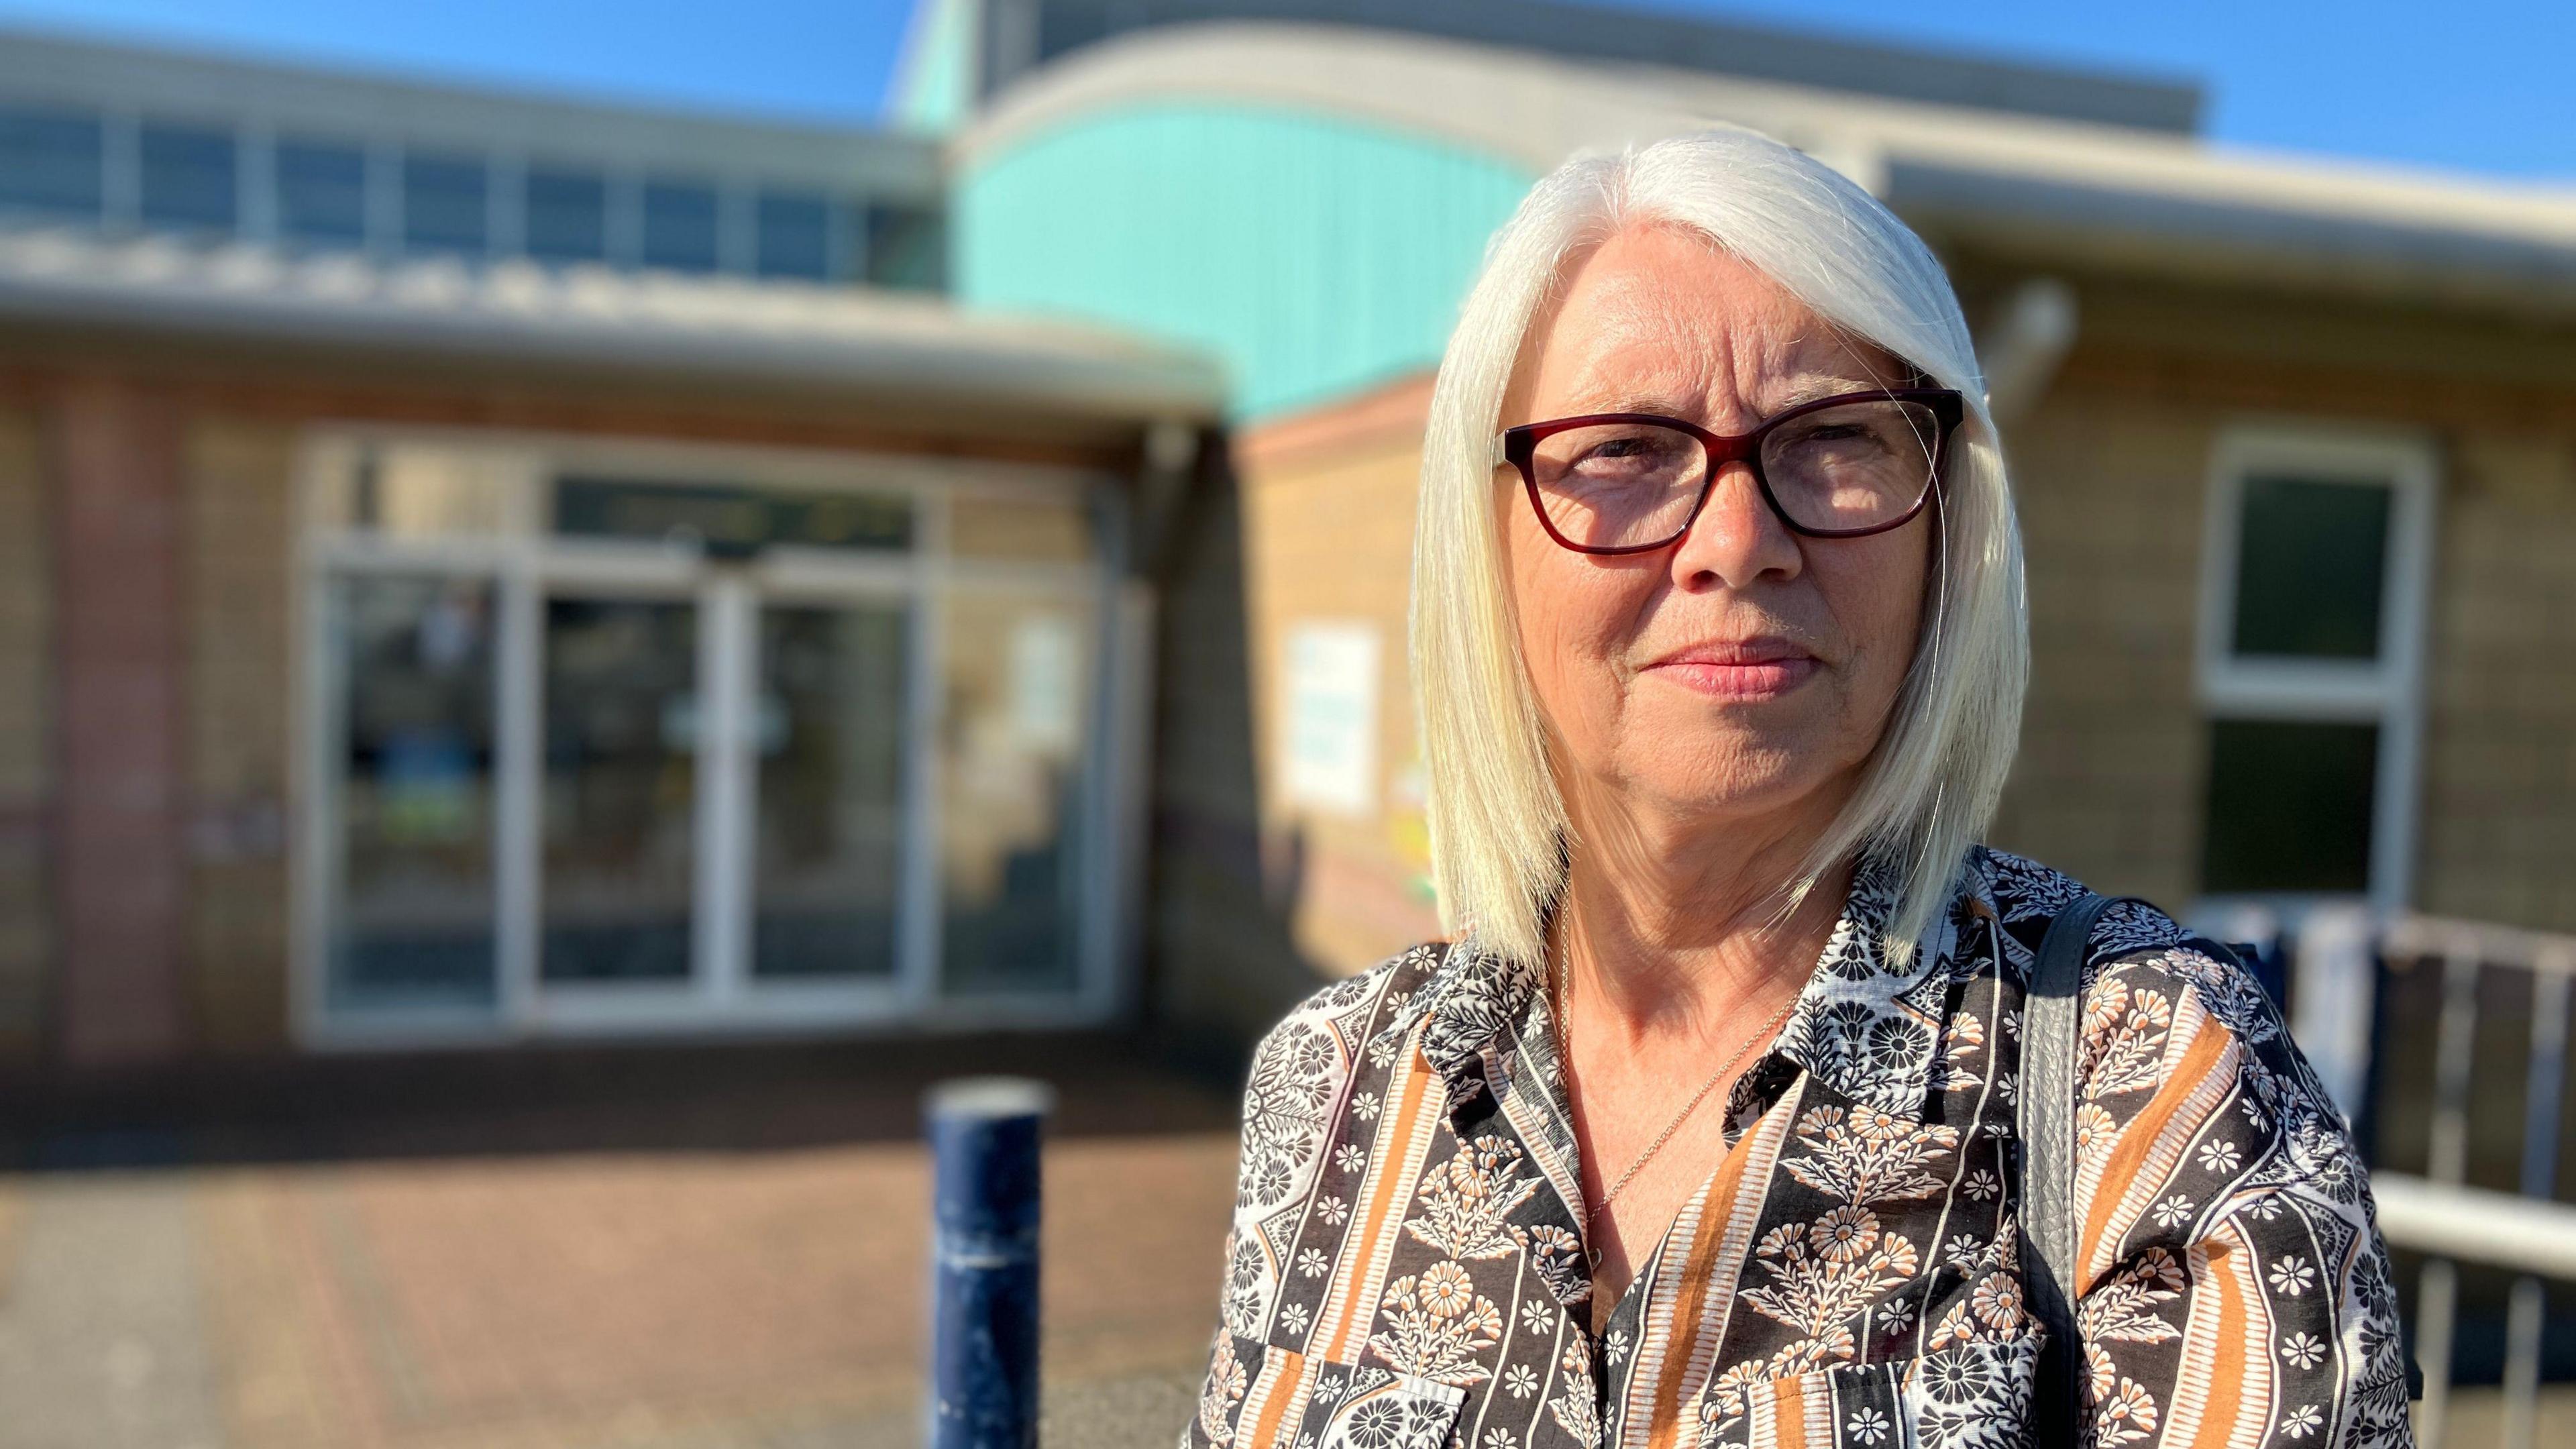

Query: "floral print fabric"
<box><xmin>1185</xmin><ymin>847</ymin><xmax>2411</xmax><ymax>1449</ymax></box>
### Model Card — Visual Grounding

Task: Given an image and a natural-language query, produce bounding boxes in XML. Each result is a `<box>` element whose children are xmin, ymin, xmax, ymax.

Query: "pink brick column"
<box><xmin>49</xmin><ymin>375</ymin><xmax>188</xmax><ymax>1067</ymax></box>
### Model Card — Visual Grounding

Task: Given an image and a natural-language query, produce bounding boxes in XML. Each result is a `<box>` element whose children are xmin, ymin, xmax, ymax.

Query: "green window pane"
<box><xmin>2231</xmin><ymin>476</ymin><xmax>2391</xmax><ymax>660</ymax></box>
<box><xmin>2200</xmin><ymin>718</ymin><xmax>2377</xmax><ymax>895</ymax></box>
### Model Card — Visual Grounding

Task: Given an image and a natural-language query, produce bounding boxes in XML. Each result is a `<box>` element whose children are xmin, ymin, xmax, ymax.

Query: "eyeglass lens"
<box><xmin>1525</xmin><ymin>399</ymin><xmax>1940</xmax><ymax>548</ymax></box>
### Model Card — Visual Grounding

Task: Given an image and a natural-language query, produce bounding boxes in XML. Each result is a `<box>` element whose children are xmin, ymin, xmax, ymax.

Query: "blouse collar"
<box><xmin>1377</xmin><ymin>849</ymin><xmax>1978</xmax><ymax>1124</ymax></box>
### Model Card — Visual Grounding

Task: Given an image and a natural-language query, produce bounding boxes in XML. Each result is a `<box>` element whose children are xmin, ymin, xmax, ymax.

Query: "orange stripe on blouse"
<box><xmin>2179</xmin><ymin>1226</ymin><xmax>2276</xmax><ymax>1449</ymax></box>
<box><xmin>2081</xmin><ymin>1013</ymin><xmax>2237</xmax><ymax>1275</ymax></box>
<box><xmin>1768</xmin><ymin>1376</ymin><xmax>1805</xmax><ymax>1446</ymax></box>
<box><xmin>1240</xmin><ymin>1346</ymin><xmax>1307</xmax><ymax>1449</ymax></box>
<box><xmin>1311</xmin><ymin>1030</ymin><xmax>1441</xmax><ymax>1365</ymax></box>
<box><xmin>1638</xmin><ymin>1087</ymin><xmax>1803</xmax><ymax>1449</ymax></box>
<box><xmin>1751</xmin><ymin>1371</ymin><xmax>1835</xmax><ymax>1448</ymax></box>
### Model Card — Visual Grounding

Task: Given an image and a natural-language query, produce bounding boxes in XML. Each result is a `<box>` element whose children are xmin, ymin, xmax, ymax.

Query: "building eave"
<box><xmin>0</xmin><ymin>229</ymin><xmax>1227</xmax><ymax>426</ymax></box>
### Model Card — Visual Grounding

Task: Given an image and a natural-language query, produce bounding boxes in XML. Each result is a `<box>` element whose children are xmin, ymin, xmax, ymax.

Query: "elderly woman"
<box><xmin>1186</xmin><ymin>129</ymin><xmax>2409</xmax><ymax>1449</ymax></box>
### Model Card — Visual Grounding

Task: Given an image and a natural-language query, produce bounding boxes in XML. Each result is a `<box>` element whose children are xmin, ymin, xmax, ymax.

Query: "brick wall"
<box><xmin>1143</xmin><ymin>458</ymin><xmax>1316</xmax><ymax>1051</ymax></box>
<box><xmin>1142</xmin><ymin>378</ymin><xmax>1459</xmax><ymax>1049</ymax></box>
<box><xmin>1167</xmin><ymin>279</ymin><xmax>2576</xmax><ymax>1062</ymax></box>
<box><xmin>186</xmin><ymin>421</ymin><xmax>297</xmax><ymax>1052</ymax></box>
<box><xmin>0</xmin><ymin>342</ymin><xmax>1155</xmax><ymax>1065</ymax></box>
<box><xmin>1236</xmin><ymin>378</ymin><xmax>1443</xmax><ymax>979</ymax></box>
<box><xmin>48</xmin><ymin>376</ymin><xmax>189</xmax><ymax>1067</ymax></box>
<box><xmin>1984</xmin><ymin>390</ymin><xmax>2209</xmax><ymax>904</ymax></box>
<box><xmin>2418</xmin><ymin>429</ymin><xmax>2576</xmax><ymax>930</ymax></box>
<box><xmin>2002</xmin><ymin>309</ymin><xmax>2576</xmax><ymax>931</ymax></box>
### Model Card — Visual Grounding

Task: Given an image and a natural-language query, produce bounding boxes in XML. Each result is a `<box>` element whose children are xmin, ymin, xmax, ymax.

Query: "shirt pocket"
<box><xmin>1310</xmin><ymin>1368</ymin><xmax>1468</xmax><ymax>1449</ymax></box>
<box><xmin>1232</xmin><ymin>1346</ymin><xmax>1469</xmax><ymax>1449</ymax></box>
<box><xmin>1697</xmin><ymin>1337</ymin><xmax>2040</xmax><ymax>1448</ymax></box>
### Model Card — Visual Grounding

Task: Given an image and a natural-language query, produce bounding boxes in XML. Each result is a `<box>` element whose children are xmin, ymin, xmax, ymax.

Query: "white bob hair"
<box><xmin>1409</xmin><ymin>125</ymin><xmax>2028</xmax><ymax>971</ymax></box>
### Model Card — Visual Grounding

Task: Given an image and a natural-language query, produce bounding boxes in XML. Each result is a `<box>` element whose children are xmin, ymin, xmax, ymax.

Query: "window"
<box><xmin>0</xmin><ymin>106</ymin><xmax>103</xmax><ymax>219</ymax></box>
<box><xmin>403</xmin><ymin>152</ymin><xmax>488</xmax><ymax>255</ymax></box>
<box><xmin>641</xmin><ymin>178</ymin><xmax>718</xmax><ymax>272</ymax></box>
<box><xmin>138</xmin><ymin>122</ymin><xmax>236</xmax><ymax>233</ymax></box>
<box><xmin>553</xmin><ymin>477</ymin><xmax>912</xmax><ymax>553</ymax></box>
<box><xmin>2196</xmin><ymin>425</ymin><xmax>2435</xmax><ymax>908</ymax></box>
<box><xmin>939</xmin><ymin>591</ymin><xmax>1095</xmax><ymax>994</ymax></box>
<box><xmin>325</xmin><ymin>574</ymin><xmax>500</xmax><ymax>1010</ymax></box>
<box><xmin>864</xmin><ymin>200</ymin><xmax>946</xmax><ymax>290</ymax></box>
<box><xmin>525</xmin><ymin>166</ymin><xmax>606</xmax><ymax>263</ymax></box>
<box><xmin>277</xmin><ymin>139</ymin><xmax>366</xmax><ymax>246</ymax></box>
<box><xmin>755</xmin><ymin>189</ymin><xmax>834</xmax><ymax>280</ymax></box>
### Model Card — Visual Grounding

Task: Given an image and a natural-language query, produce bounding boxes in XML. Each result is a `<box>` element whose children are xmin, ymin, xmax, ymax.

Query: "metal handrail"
<box><xmin>2374</xmin><ymin>1174</ymin><xmax>2576</xmax><ymax>1280</ymax></box>
<box><xmin>2318</xmin><ymin>912</ymin><xmax>2576</xmax><ymax>1449</ymax></box>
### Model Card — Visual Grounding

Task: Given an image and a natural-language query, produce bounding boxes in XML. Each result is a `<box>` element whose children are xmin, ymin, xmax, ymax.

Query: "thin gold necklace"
<box><xmin>1550</xmin><ymin>907</ymin><xmax>1799</xmax><ymax>1249</ymax></box>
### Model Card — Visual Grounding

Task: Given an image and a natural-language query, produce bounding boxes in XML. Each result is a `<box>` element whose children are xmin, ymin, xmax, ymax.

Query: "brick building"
<box><xmin>0</xmin><ymin>30</ymin><xmax>1218</xmax><ymax>1066</ymax></box>
<box><xmin>5</xmin><ymin>7</ymin><xmax>2573</xmax><ymax>1072</ymax></box>
<box><xmin>906</xmin><ymin>3</ymin><xmax>2576</xmax><ymax>1044</ymax></box>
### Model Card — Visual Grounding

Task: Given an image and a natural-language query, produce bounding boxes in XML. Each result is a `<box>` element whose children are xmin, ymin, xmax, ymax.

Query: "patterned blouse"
<box><xmin>1183</xmin><ymin>847</ymin><xmax>2411</xmax><ymax>1449</ymax></box>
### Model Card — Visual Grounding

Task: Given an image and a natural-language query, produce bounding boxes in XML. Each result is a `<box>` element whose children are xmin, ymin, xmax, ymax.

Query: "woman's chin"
<box><xmin>1612</xmin><ymin>744</ymin><xmax>1834</xmax><ymax>824</ymax></box>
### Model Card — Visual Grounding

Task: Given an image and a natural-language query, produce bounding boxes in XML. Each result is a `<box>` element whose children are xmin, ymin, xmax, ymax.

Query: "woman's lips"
<box><xmin>1644</xmin><ymin>645</ymin><xmax>1819</xmax><ymax>699</ymax></box>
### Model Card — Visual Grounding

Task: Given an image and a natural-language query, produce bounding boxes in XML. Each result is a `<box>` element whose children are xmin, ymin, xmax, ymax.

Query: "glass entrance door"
<box><xmin>303</xmin><ymin>434</ymin><xmax>1133</xmax><ymax>1044</ymax></box>
<box><xmin>527</xmin><ymin>576</ymin><xmax>916</xmax><ymax>1024</ymax></box>
<box><xmin>322</xmin><ymin>574</ymin><xmax>500</xmax><ymax>1014</ymax></box>
<box><xmin>751</xmin><ymin>599</ymin><xmax>909</xmax><ymax>983</ymax></box>
<box><xmin>538</xmin><ymin>593</ymin><xmax>700</xmax><ymax>987</ymax></box>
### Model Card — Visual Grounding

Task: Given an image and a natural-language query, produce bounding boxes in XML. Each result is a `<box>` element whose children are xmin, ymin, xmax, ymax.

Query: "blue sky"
<box><xmin>1</xmin><ymin>0</ymin><xmax>2569</xmax><ymax>182</ymax></box>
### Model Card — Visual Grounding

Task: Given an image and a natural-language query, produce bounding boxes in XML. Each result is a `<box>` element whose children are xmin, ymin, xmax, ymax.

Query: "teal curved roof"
<box><xmin>954</xmin><ymin>22</ymin><xmax>2576</xmax><ymax>425</ymax></box>
<box><xmin>955</xmin><ymin>100</ymin><xmax>1534</xmax><ymax>421</ymax></box>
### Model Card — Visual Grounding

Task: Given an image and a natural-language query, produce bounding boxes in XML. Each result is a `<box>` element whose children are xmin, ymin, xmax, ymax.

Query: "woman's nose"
<box><xmin>1669</xmin><ymin>460</ymin><xmax>1803</xmax><ymax>588</ymax></box>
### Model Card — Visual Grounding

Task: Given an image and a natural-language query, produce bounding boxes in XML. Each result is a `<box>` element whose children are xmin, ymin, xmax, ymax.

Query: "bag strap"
<box><xmin>2020</xmin><ymin>892</ymin><xmax>2145</xmax><ymax>1440</ymax></box>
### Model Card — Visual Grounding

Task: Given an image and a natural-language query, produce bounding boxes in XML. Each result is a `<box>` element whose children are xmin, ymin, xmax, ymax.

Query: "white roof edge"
<box><xmin>0</xmin><ymin>228</ymin><xmax>1225</xmax><ymax>424</ymax></box>
<box><xmin>959</xmin><ymin>22</ymin><xmax>2576</xmax><ymax>314</ymax></box>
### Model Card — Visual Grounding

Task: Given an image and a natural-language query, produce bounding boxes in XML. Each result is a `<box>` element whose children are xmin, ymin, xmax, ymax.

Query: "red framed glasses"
<box><xmin>1498</xmin><ymin>387</ymin><xmax>1964</xmax><ymax>553</ymax></box>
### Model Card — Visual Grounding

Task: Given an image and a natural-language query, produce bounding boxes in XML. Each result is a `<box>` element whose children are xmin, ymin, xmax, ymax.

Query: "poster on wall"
<box><xmin>1282</xmin><ymin>621</ymin><xmax>1379</xmax><ymax>816</ymax></box>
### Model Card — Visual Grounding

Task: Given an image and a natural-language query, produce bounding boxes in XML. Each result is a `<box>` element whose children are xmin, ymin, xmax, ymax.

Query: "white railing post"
<box><xmin>2369</xmin><ymin>921</ymin><xmax>2576</xmax><ymax>1447</ymax></box>
<box><xmin>2412</xmin><ymin>941</ymin><xmax>2484</xmax><ymax>1449</ymax></box>
<box><xmin>2502</xmin><ymin>970</ymin><xmax>2569</xmax><ymax>1449</ymax></box>
<box><xmin>2290</xmin><ymin>903</ymin><xmax>2378</xmax><ymax>1124</ymax></box>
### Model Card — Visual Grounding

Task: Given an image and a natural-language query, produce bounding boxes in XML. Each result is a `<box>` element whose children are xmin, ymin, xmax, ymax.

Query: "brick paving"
<box><xmin>0</xmin><ymin>1034</ymin><xmax>1239</xmax><ymax>1449</ymax></box>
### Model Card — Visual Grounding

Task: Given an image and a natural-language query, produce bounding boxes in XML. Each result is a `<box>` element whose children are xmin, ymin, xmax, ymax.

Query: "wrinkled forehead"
<box><xmin>1503</xmin><ymin>224</ymin><xmax>1905</xmax><ymax>428</ymax></box>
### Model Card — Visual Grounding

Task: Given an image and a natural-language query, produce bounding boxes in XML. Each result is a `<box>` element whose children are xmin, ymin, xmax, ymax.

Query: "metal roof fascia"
<box><xmin>0</xmin><ymin>252</ymin><xmax>1224</xmax><ymax>423</ymax></box>
<box><xmin>1886</xmin><ymin>159</ymin><xmax>2576</xmax><ymax>317</ymax></box>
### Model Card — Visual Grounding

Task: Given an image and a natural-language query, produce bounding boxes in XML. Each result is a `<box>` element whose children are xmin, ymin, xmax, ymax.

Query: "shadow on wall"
<box><xmin>1138</xmin><ymin>440</ymin><xmax>1333</xmax><ymax>1083</ymax></box>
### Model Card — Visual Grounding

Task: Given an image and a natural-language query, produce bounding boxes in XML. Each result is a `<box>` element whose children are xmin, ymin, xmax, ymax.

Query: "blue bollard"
<box><xmin>926</xmin><ymin>1076</ymin><xmax>1053</xmax><ymax>1449</ymax></box>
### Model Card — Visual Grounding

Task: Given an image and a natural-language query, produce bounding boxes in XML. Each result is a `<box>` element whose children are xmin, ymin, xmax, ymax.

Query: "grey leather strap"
<box><xmin>2020</xmin><ymin>892</ymin><xmax>2140</xmax><ymax>1439</ymax></box>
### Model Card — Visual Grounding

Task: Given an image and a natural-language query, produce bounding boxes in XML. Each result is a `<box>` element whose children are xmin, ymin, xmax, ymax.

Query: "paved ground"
<box><xmin>0</xmin><ymin>1034</ymin><xmax>1238</xmax><ymax>1449</ymax></box>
